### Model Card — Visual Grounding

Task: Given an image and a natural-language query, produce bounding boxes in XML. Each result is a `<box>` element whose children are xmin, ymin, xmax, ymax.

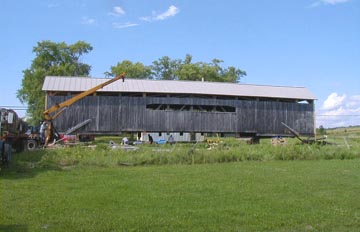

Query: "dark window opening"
<box><xmin>120</xmin><ymin>92</ymin><xmax>143</xmax><ymax>97</ymax></box>
<box><xmin>146</xmin><ymin>104</ymin><xmax>235</xmax><ymax>113</ymax></box>
<box><xmin>169</xmin><ymin>94</ymin><xmax>190</xmax><ymax>98</ymax></box>
<box><xmin>146</xmin><ymin>104</ymin><xmax>159</xmax><ymax>110</ymax></box>
<box><xmin>146</xmin><ymin>104</ymin><xmax>167</xmax><ymax>110</ymax></box>
<box><xmin>146</xmin><ymin>93</ymin><xmax>168</xmax><ymax>98</ymax></box>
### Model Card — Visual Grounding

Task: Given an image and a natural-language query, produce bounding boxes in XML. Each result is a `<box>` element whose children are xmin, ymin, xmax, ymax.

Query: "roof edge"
<box><xmin>44</xmin><ymin>76</ymin><xmax>309</xmax><ymax>89</ymax></box>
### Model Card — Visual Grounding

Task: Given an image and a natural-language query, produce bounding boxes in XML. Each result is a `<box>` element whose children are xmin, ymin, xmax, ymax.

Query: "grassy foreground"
<box><xmin>1</xmin><ymin>159</ymin><xmax>360</xmax><ymax>231</ymax></box>
<box><xmin>4</xmin><ymin>135</ymin><xmax>359</xmax><ymax>169</ymax></box>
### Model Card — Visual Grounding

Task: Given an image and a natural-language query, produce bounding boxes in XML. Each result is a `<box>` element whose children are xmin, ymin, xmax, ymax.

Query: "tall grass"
<box><xmin>9</xmin><ymin>136</ymin><xmax>360</xmax><ymax>170</ymax></box>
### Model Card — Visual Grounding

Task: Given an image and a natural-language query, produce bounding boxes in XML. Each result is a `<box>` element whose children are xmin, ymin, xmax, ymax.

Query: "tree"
<box><xmin>151</xmin><ymin>54</ymin><xmax>246</xmax><ymax>82</ymax></box>
<box><xmin>110</xmin><ymin>60</ymin><xmax>152</xmax><ymax>79</ymax></box>
<box><xmin>176</xmin><ymin>62</ymin><xmax>202</xmax><ymax>81</ymax></box>
<box><xmin>318</xmin><ymin>125</ymin><xmax>326</xmax><ymax>135</ymax></box>
<box><xmin>110</xmin><ymin>54</ymin><xmax>246</xmax><ymax>82</ymax></box>
<box><xmin>174</xmin><ymin>54</ymin><xmax>201</xmax><ymax>81</ymax></box>
<box><xmin>151</xmin><ymin>56</ymin><xmax>181</xmax><ymax>80</ymax></box>
<box><xmin>17</xmin><ymin>40</ymin><xmax>93</xmax><ymax>124</ymax></box>
<box><xmin>221</xmin><ymin>66</ymin><xmax>247</xmax><ymax>83</ymax></box>
<box><xmin>177</xmin><ymin>55</ymin><xmax>246</xmax><ymax>82</ymax></box>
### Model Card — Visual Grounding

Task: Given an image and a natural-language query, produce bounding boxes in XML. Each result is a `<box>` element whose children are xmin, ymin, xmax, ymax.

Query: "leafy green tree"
<box><xmin>177</xmin><ymin>55</ymin><xmax>246</xmax><ymax>83</ymax></box>
<box><xmin>318</xmin><ymin>125</ymin><xmax>326</xmax><ymax>135</ymax></box>
<box><xmin>175</xmin><ymin>54</ymin><xmax>202</xmax><ymax>81</ymax></box>
<box><xmin>221</xmin><ymin>66</ymin><xmax>246</xmax><ymax>82</ymax></box>
<box><xmin>176</xmin><ymin>62</ymin><xmax>202</xmax><ymax>81</ymax></box>
<box><xmin>111</xmin><ymin>54</ymin><xmax>246</xmax><ymax>82</ymax></box>
<box><xmin>17</xmin><ymin>40</ymin><xmax>93</xmax><ymax>124</ymax></box>
<box><xmin>152</xmin><ymin>56</ymin><xmax>181</xmax><ymax>80</ymax></box>
<box><xmin>110</xmin><ymin>60</ymin><xmax>152</xmax><ymax>79</ymax></box>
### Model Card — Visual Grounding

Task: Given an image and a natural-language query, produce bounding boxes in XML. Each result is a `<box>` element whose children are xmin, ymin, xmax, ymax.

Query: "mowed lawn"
<box><xmin>1</xmin><ymin>160</ymin><xmax>359</xmax><ymax>231</ymax></box>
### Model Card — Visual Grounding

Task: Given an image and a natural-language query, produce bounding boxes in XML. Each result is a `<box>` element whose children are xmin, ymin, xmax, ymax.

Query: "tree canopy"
<box><xmin>175</xmin><ymin>56</ymin><xmax>246</xmax><ymax>82</ymax></box>
<box><xmin>110</xmin><ymin>54</ymin><xmax>246</xmax><ymax>82</ymax></box>
<box><xmin>17</xmin><ymin>40</ymin><xmax>93</xmax><ymax>124</ymax></box>
<box><xmin>152</xmin><ymin>56</ymin><xmax>181</xmax><ymax>80</ymax></box>
<box><xmin>109</xmin><ymin>60</ymin><xmax>152</xmax><ymax>79</ymax></box>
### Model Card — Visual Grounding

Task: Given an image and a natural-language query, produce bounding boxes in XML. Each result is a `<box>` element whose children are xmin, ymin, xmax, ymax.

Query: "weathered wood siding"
<box><xmin>47</xmin><ymin>95</ymin><xmax>314</xmax><ymax>136</ymax></box>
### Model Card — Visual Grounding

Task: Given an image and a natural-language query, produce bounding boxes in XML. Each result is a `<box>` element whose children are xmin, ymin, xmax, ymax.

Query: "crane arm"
<box><xmin>43</xmin><ymin>73</ymin><xmax>125</xmax><ymax>121</ymax></box>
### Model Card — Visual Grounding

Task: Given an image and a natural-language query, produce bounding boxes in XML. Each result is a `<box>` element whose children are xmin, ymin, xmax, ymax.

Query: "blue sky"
<box><xmin>0</xmin><ymin>0</ymin><xmax>359</xmax><ymax>127</ymax></box>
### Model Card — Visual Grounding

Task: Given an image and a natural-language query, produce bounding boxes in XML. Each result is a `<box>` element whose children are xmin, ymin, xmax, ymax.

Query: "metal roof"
<box><xmin>42</xmin><ymin>76</ymin><xmax>317</xmax><ymax>100</ymax></box>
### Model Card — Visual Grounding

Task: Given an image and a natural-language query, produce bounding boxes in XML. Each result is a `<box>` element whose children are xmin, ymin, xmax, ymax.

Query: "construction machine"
<box><xmin>0</xmin><ymin>108</ymin><xmax>29</xmax><ymax>164</ymax></box>
<box><xmin>42</xmin><ymin>73</ymin><xmax>125</xmax><ymax>147</ymax></box>
<box><xmin>1</xmin><ymin>73</ymin><xmax>125</xmax><ymax>164</ymax></box>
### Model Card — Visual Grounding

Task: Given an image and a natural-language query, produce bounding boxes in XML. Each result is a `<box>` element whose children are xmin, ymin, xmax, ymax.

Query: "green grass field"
<box><xmin>1</xmin><ymin>160</ymin><xmax>360</xmax><ymax>231</ymax></box>
<box><xmin>1</xmin><ymin>131</ymin><xmax>360</xmax><ymax>231</ymax></box>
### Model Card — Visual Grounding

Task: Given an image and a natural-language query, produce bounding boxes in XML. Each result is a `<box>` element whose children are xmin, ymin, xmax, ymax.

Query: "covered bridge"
<box><xmin>42</xmin><ymin>76</ymin><xmax>316</xmax><ymax>138</ymax></box>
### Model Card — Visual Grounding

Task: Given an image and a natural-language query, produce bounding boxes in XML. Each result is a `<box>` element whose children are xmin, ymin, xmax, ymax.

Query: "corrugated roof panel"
<box><xmin>43</xmin><ymin>77</ymin><xmax>49</xmax><ymax>90</ymax></box>
<box><xmin>42</xmin><ymin>76</ymin><xmax>317</xmax><ymax>100</ymax></box>
<box><xmin>64</xmin><ymin>78</ymin><xmax>69</xmax><ymax>90</ymax></box>
<box><xmin>93</xmin><ymin>79</ymin><xmax>99</xmax><ymax>91</ymax></box>
<box><xmin>52</xmin><ymin>78</ymin><xmax>57</xmax><ymax>90</ymax></box>
<box><xmin>65</xmin><ymin>78</ymin><xmax>71</xmax><ymax>91</ymax></box>
<box><xmin>86</xmin><ymin>78</ymin><xmax>92</xmax><ymax>90</ymax></box>
<box><xmin>60</xmin><ymin>78</ymin><xmax>65</xmax><ymax>90</ymax></box>
<box><xmin>75</xmin><ymin>78</ymin><xmax>81</xmax><ymax>91</ymax></box>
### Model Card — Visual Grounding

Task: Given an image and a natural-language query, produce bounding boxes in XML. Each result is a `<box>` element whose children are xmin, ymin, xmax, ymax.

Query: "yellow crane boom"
<box><xmin>41</xmin><ymin>73</ymin><xmax>125</xmax><ymax>147</ymax></box>
<box><xmin>43</xmin><ymin>73</ymin><xmax>125</xmax><ymax>121</ymax></box>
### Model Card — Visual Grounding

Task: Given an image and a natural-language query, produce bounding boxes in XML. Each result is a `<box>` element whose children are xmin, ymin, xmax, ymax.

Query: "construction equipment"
<box><xmin>281</xmin><ymin>122</ymin><xmax>330</xmax><ymax>145</ymax></box>
<box><xmin>0</xmin><ymin>108</ymin><xmax>33</xmax><ymax>164</ymax></box>
<box><xmin>64</xmin><ymin>119</ymin><xmax>92</xmax><ymax>135</ymax></box>
<box><xmin>42</xmin><ymin>73</ymin><xmax>125</xmax><ymax>147</ymax></box>
<box><xmin>0</xmin><ymin>74</ymin><xmax>125</xmax><ymax>163</ymax></box>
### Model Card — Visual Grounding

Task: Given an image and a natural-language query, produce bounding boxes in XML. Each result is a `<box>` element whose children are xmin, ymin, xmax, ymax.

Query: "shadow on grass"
<box><xmin>0</xmin><ymin>224</ymin><xmax>28</xmax><ymax>232</ymax></box>
<box><xmin>0</xmin><ymin>150</ymin><xmax>61</xmax><ymax>180</ymax></box>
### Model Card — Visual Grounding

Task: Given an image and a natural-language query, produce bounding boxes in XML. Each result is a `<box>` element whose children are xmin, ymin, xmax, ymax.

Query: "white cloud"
<box><xmin>310</xmin><ymin>0</ymin><xmax>351</xmax><ymax>7</ymax></box>
<box><xmin>322</xmin><ymin>92</ymin><xmax>346</xmax><ymax>110</ymax></box>
<box><xmin>114</xmin><ymin>6</ymin><xmax>125</xmax><ymax>15</ymax></box>
<box><xmin>112</xmin><ymin>22</ymin><xmax>138</xmax><ymax>29</ymax></box>
<box><xmin>109</xmin><ymin>6</ymin><xmax>126</xmax><ymax>16</ymax></box>
<box><xmin>317</xmin><ymin>92</ymin><xmax>360</xmax><ymax>128</ymax></box>
<box><xmin>109</xmin><ymin>5</ymin><xmax>179</xmax><ymax>30</ymax></box>
<box><xmin>321</xmin><ymin>0</ymin><xmax>351</xmax><ymax>4</ymax></box>
<box><xmin>155</xmin><ymin>5</ymin><xmax>179</xmax><ymax>20</ymax></box>
<box><xmin>140</xmin><ymin>5</ymin><xmax>179</xmax><ymax>22</ymax></box>
<box><xmin>81</xmin><ymin>17</ymin><xmax>96</xmax><ymax>25</ymax></box>
<box><xmin>139</xmin><ymin>16</ymin><xmax>152</xmax><ymax>22</ymax></box>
